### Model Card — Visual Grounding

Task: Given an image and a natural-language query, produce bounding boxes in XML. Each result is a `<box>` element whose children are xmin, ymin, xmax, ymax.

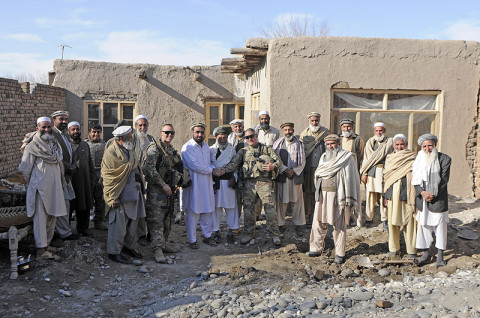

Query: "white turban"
<box><xmin>36</xmin><ymin>117</ymin><xmax>51</xmax><ymax>124</ymax></box>
<box><xmin>258</xmin><ymin>110</ymin><xmax>269</xmax><ymax>117</ymax></box>
<box><xmin>67</xmin><ymin>121</ymin><xmax>80</xmax><ymax>129</ymax></box>
<box><xmin>417</xmin><ymin>134</ymin><xmax>438</xmax><ymax>146</ymax></box>
<box><xmin>229</xmin><ymin>119</ymin><xmax>244</xmax><ymax>125</ymax></box>
<box><xmin>112</xmin><ymin>126</ymin><xmax>132</xmax><ymax>137</ymax></box>
<box><xmin>135</xmin><ymin>115</ymin><xmax>148</xmax><ymax>123</ymax></box>
<box><xmin>373</xmin><ymin>122</ymin><xmax>385</xmax><ymax>128</ymax></box>
<box><xmin>393</xmin><ymin>134</ymin><xmax>407</xmax><ymax>142</ymax></box>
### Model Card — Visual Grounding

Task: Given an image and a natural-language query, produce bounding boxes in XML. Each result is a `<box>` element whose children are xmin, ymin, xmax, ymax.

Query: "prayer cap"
<box><xmin>190</xmin><ymin>123</ymin><xmax>206</xmax><ymax>130</ymax></box>
<box><xmin>114</xmin><ymin>120</ymin><xmax>130</xmax><ymax>130</ymax></box>
<box><xmin>135</xmin><ymin>115</ymin><xmax>148</xmax><ymax>123</ymax></box>
<box><xmin>51</xmin><ymin>110</ymin><xmax>69</xmax><ymax>118</ymax></box>
<box><xmin>280</xmin><ymin>122</ymin><xmax>294</xmax><ymax>129</ymax></box>
<box><xmin>258</xmin><ymin>110</ymin><xmax>270</xmax><ymax>117</ymax></box>
<box><xmin>229</xmin><ymin>119</ymin><xmax>244</xmax><ymax>125</ymax></box>
<box><xmin>324</xmin><ymin>134</ymin><xmax>340</xmax><ymax>142</ymax></box>
<box><xmin>37</xmin><ymin>117</ymin><xmax>51</xmax><ymax>124</ymax></box>
<box><xmin>393</xmin><ymin>133</ymin><xmax>407</xmax><ymax>142</ymax></box>
<box><xmin>307</xmin><ymin>112</ymin><xmax>321</xmax><ymax>119</ymax></box>
<box><xmin>213</xmin><ymin>126</ymin><xmax>229</xmax><ymax>136</ymax></box>
<box><xmin>67</xmin><ymin>121</ymin><xmax>80</xmax><ymax>129</ymax></box>
<box><xmin>339</xmin><ymin>118</ymin><xmax>354</xmax><ymax>126</ymax></box>
<box><xmin>417</xmin><ymin>134</ymin><xmax>438</xmax><ymax>146</ymax></box>
<box><xmin>373</xmin><ymin>122</ymin><xmax>385</xmax><ymax>128</ymax></box>
<box><xmin>112</xmin><ymin>126</ymin><xmax>132</xmax><ymax>137</ymax></box>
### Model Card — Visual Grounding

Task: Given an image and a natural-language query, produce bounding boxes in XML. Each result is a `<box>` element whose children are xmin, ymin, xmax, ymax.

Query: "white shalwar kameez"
<box><xmin>416</xmin><ymin>201</ymin><xmax>449</xmax><ymax>250</ymax></box>
<box><xmin>182</xmin><ymin>139</ymin><xmax>216</xmax><ymax>243</ymax></box>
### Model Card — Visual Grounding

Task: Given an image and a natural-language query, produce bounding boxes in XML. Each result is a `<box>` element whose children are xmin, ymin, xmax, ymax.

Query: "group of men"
<box><xmin>19</xmin><ymin>109</ymin><xmax>451</xmax><ymax>267</ymax></box>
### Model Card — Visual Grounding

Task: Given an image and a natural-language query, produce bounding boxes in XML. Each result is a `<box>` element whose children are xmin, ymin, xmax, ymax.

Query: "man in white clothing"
<box><xmin>181</xmin><ymin>123</ymin><xmax>217</xmax><ymax>248</ymax></box>
<box><xmin>210</xmin><ymin>126</ymin><xmax>239</xmax><ymax>244</ymax></box>
<box><xmin>253</xmin><ymin>110</ymin><xmax>280</xmax><ymax>147</ymax></box>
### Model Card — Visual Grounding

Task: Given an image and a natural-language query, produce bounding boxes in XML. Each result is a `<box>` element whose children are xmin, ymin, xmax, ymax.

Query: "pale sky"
<box><xmin>1</xmin><ymin>0</ymin><xmax>479</xmax><ymax>80</ymax></box>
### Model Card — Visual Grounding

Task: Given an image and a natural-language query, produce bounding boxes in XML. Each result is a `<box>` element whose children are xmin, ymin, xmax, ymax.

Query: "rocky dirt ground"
<box><xmin>1</xmin><ymin>195</ymin><xmax>480</xmax><ymax>317</ymax></box>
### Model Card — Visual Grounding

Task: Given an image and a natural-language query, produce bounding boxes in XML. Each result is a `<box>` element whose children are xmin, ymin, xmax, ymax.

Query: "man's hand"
<box><xmin>262</xmin><ymin>162</ymin><xmax>276</xmax><ymax>172</ymax></box>
<box><xmin>285</xmin><ymin>168</ymin><xmax>295</xmax><ymax>179</ymax></box>
<box><xmin>163</xmin><ymin>184</ymin><xmax>172</xmax><ymax>196</ymax></box>
<box><xmin>213</xmin><ymin>168</ymin><xmax>225</xmax><ymax>177</ymax></box>
<box><xmin>361</xmin><ymin>174</ymin><xmax>368</xmax><ymax>184</ymax></box>
<box><xmin>421</xmin><ymin>191</ymin><xmax>435</xmax><ymax>202</ymax></box>
<box><xmin>383</xmin><ymin>198</ymin><xmax>388</xmax><ymax>208</ymax></box>
<box><xmin>112</xmin><ymin>199</ymin><xmax>120</xmax><ymax>208</ymax></box>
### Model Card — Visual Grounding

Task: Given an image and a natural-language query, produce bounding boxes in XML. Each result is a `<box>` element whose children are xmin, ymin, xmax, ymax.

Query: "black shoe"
<box><xmin>78</xmin><ymin>229</ymin><xmax>93</xmax><ymax>237</ymax></box>
<box><xmin>63</xmin><ymin>233</ymin><xmax>80</xmax><ymax>241</ymax></box>
<box><xmin>108</xmin><ymin>253</ymin><xmax>129</xmax><ymax>264</ymax></box>
<box><xmin>279</xmin><ymin>226</ymin><xmax>286</xmax><ymax>234</ymax></box>
<box><xmin>213</xmin><ymin>231</ymin><xmax>221</xmax><ymax>243</ymax></box>
<box><xmin>122</xmin><ymin>247</ymin><xmax>143</xmax><ymax>259</ymax></box>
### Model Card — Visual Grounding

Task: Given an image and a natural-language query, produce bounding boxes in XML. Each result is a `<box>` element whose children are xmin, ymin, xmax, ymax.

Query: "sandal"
<box><xmin>202</xmin><ymin>236</ymin><xmax>217</xmax><ymax>246</ymax></box>
<box><xmin>189</xmin><ymin>241</ymin><xmax>199</xmax><ymax>249</ymax></box>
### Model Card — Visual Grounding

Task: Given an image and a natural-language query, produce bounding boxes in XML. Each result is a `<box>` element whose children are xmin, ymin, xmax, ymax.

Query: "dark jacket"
<box><xmin>53</xmin><ymin>126</ymin><xmax>74</xmax><ymax>182</ymax></box>
<box><xmin>414</xmin><ymin>152</ymin><xmax>451</xmax><ymax>212</ymax></box>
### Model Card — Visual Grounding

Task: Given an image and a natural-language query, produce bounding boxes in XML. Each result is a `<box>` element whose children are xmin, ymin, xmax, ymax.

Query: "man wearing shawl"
<box><xmin>382</xmin><ymin>134</ymin><xmax>417</xmax><ymax>259</ymax></box>
<box><xmin>51</xmin><ymin>110</ymin><xmax>79</xmax><ymax>241</ymax></box>
<box><xmin>306</xmin><ymin>134</ymin><xmax>360</xmax><ymax>264</ymax></box>
<box><xmin>210</xmin><ymin>127</ymin><xmax>239</xmax><ymax>244</ymax></box>
<box><xmin>102</xmin><ymin>126</ymin><xmax>146</xmax><ymax>263</ymax></box>
<box><xmin>273</xmin><ymin>123</ymin><xmax>306</xmax><ymax>235</ymax></box>
<box><xmin>299</xmin><ymin>112</ymin><xmax>329</xmax><ymax>225</ymax></box>
<box><xmin>412</xmin><ymin>134</ymin><xmax>451</xmax><ymax>267</ymax></box>
<box><xmin>19</xmin><ymin>117</ymin><xmax>67</xmax><ymax>260</ymax></box>
<box><xmin>181</xmin><ymin>123</ymin><xmax>217</xmax><ymax>248</ymax></box>
<box><xmin>360</xmin><ymin>122</ymin><xmax>393</xmax><ymax>230</ymax></box>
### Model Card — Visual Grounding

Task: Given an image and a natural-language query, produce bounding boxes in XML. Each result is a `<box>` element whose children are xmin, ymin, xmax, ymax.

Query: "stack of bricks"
<box><xmin>0</xmin><ymin>77</ymin><xmax>66</xmax><ymax>178</ymax></box>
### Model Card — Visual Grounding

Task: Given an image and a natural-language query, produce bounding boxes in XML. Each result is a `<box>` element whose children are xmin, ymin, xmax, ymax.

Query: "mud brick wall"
<box><xmin>0</xmin><ymin>78</ymin><xmax>66</xmax><ymax>178</ymax></box>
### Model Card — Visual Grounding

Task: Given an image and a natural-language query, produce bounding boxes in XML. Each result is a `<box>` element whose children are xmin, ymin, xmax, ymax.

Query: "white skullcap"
<box><xmin>373</xmin><ymin>122</ymin><xmax>385</xmax><ymax>128</ymax></box>
<box><xmin>393</xmin><ymin>134</ymin><xmax>407</xmax><ymax>142</ymax></box>
<box><xmin>258</xmin><ymin>110</ymin><xmax>269</xmax><ymax>117</ymax></box>
<box><xmin>36</xmin><ymin>117</ymin><xmax>51</xmax><ymax>124</ymax></box>
<box><xmin>67</xmin><ymin>121</ymin><xmax>80</xmax><ymax>129</ymax></box>
<box><xmin>135</xmin><ymin>115</ymin><xmax>148</xmax><ymax>123</ymax></box>
<box><xmin>229</xmin><ymin>119</ymin><xmax>244</xmax><ymax>125</ymax></box>
<box><xmin>112</xmin><ymin>126</ymin><xmax>132</xmax><ymax>137</ymax></box>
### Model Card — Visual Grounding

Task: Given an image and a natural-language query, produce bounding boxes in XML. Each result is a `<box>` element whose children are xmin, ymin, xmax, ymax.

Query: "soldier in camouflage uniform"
<box><xmin>142</xmin><ymin>124</ymin><xmax>190</xmax><ymax>263</ymax></box>
<box><xmin>216</xmin><ymin>128</ymin><xmax>282</xmax><ymax>246</ymax></box>
<box><xmin>86</xmin><ymin>124</ymin><xmax>107</xmax><ymax>230</ymax></box>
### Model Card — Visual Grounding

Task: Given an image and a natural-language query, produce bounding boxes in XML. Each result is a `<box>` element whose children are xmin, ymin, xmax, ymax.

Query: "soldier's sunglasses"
<box><xmin>162</xmin><ymin>131</ymin><xmax>175</xmax><ymax>135</ymax></box>
<box><xmin>245</xmin><ymin>135</ymin><xmax>255</xmax><ymax>140</ymax></box>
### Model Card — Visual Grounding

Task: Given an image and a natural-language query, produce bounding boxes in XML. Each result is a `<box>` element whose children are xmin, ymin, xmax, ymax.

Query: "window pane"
<box><xmin>359</xmin><ymin>112</ymin><xmax>409</xmax><ymax>140</ymax></box>
<box><xmin>210</xmin><ymin>120</ymin><xmax>219</xmax><ymax>134</ymax></box>
<box><xmin>334</xmin><ymin>92</ymin><xmax>383</xmax><ymax>109</ymax></box>
<box><xmin>239</xmin><ymin>105</ymin><xmax>245</xmax><ymax>119</ymax></box>
<box><xmin>88</xmin><ymin>104</ymin><xmax>99</xmax><ymax>119</ymax></box>
<box><xmin>123</xmin><ymin>105</ymin><xmax>134</xmax><ymax>119</ymax></box>
<box><xmin>412</xmin><ymin>114</ymin><xmax>437</xmax><ymax>152</ymax></box>
<box><xmin>335</xmin><ymin>112</ymin><xmax>356</xmax><ymax>135</ymax></box>
<box><xmin>127</xmin><ymin>121</ymin><xmax>133</xmax><ymax>127</ymax></box>
<box><xmin>210</xmin><ymin>106</ymin><xmax>219</xmax><ymax>119</ymax></box>
<box><xmin>388</xmin><ymin>94</ymin><xmax>436</xmax><ymax>110</ymax></box>
<box><xmin>223</xmin><ymin>104</ymin><xmax>236</xmax><ymax>125</ymax></box>
<box><xmin>103</xmin><ymin>103</ymin><xmax>118</xmax><ymax>124</ymax></box>
<box><xmin>103</xmin><ymin>127</ymin><xmax>114</xmax><ymax>141</ymax></box>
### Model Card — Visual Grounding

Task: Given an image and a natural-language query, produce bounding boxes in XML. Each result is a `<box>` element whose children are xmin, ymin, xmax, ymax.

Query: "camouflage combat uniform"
<box><xmin>222</xmin><ymin>143</ymin><xmax>281</xmax><ymax>237</ymax></box>
<box><xmin>86</xmin><ymin>138</ymin><xmax>106</xmax><ymax>226</ymax></box>
<box><xmin>142</xmin><ymin>141</ymin><xmax>190</xmax><ymax>252</ymax></box>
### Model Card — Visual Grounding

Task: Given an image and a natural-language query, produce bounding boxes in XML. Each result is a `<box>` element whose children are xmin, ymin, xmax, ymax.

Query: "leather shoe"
<box><xmin>108</xmin><ymin>253</ymin><xmax>129</xmax><ymax>264</ymax></box>
<box><xmin>122</xmin><ymin>247</ymin><xmax>143</xmax><ymax>259</ymax></box>
<box><xmin>63</xmin><ymin>233</ymin><xmax>80</xmax><ymax>241</ymax></box>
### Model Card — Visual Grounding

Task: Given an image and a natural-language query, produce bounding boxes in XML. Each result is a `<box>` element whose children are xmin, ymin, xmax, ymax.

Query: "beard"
<box><xmin>122</xmin><ymin>141</ymin><xmax>134</xmax><ymax>150</ymax></box>
<box><xmin>374</xmin><ymin>134</ymin><xmax>385</xmax><ymax>142</ymax></box>
<box><xmin>285</xmin><ymin>134</ymin><xmax>293</xmax><ymax>141</ymax></box>
<box><xmin>235</xmin><ymin>131</ymin><xmax>244</xmax><ymax>137</ymax></box>
<box><xmin>309</xmin><ymin>124</ymin><xmax>320</xmax><ymax>133</ymax></box>
<box><xmin>424</xmin><ymin>148</ymin><xmax>438</xmax><ymax>166</ymax></box>
<box><xmin>342</xmin><ymin>130</ymin><xmax>353</xmax><ymax>138</ymax></box>
<box><xmin>325</xmin><ymin>147</ymin><xmax>339</xmax><ymax>161</ymax></box>
<box><xmin>260</xmin><ymin>123</ymin><xmax>270</xmax><ymax>130</ymax></box>
<box><xmin>137</xmin><ymin>129</ymin><xmax>148</xmax><ymax>139</ymax></box>
<box><xmin>217</xmin><ymin>142</ymin><xmax>227</xmax><ymax>150</ymax></box>
<box><xmin>71</xmin><ymin>132</ymin><xmax>81</xmax><ymax>142</ymax></box>
<box><xmin>40</xmin><ymin>131</ymin><xmax>54</xmax><ymax>142</ymax></box>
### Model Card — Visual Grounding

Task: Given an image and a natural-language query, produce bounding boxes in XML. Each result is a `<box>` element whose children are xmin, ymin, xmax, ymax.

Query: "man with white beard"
<box><xmin>299</xmin><ymin>112</ymin><xmax>329</xmax><ymax>225</ymax></box>
<box><xmin>19</xmin><ymin>117</ymin><xmax>67</xmax><ymax>261</ymax></box>
<box><xmin>360</xmin><ymin>122</ymin><xmax>393</xmax><ymax>230</ymax></box>
<box><xmin>306</xmin><ymin>134</ymin><xmax>360</xmax><ymax>264</ymax></box>
<box><xmin>228</xmin><ymin>119</ymin><xmax>247</xmax><ymax>152</ymax></box>
<box><xmin>273</xmin><ymin>123</ymin><xmax>306</xmax><ymax>235</ymax></box>
<box><xmin>210</xmin><ymin>127</ymin><xmax>239</xmax><ymax>244</ymax></box>
<box><xmin>339</xmin><ymin>119</ymin><xmax>365</xmax><ymax>170</ymax></box>
<box><xmin>412</xmin><ymin>134</ymin><xmax>451</xmax><ymax>267</ymax></box>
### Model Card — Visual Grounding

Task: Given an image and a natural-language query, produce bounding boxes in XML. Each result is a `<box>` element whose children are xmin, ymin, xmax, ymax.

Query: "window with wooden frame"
<box><xmin>205</xmin><ymin>102</ymin><xmax>244</xmax><ymax>145</ymax></box>
<box><xmin>331</xmin><ymin>89</ymin><xmax>441</xmax><ymax>152</ymax></box>
<box><xmin>83</xmin><ymin>101</ymin><xmax>136</xmax><ymax>141</ymax></box>
<box><xmin>251</xmin><ymin>93</ymin><xmax>260</xmax><ymax>127</ymax></box>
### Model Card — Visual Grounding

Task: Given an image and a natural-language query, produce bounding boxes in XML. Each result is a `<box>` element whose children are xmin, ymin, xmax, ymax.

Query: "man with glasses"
<box><xmin>143</xmin><ymin>124</ymin><xmax>190</xmax><ymax>262</ymax></box>
<box><xmin>216</xmin><ymin>129</ymin><xmax>282</xmax><ymax>246</ymax></box>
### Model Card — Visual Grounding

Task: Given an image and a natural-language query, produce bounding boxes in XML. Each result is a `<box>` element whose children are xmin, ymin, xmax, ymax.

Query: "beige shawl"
<box><xmin>383</xmin><ymin>149</ymin><xmax>417</xmax><ymax>214</ymax></box>
<box><xmin>299</xmin><ymin>126</ymin><xmax>329</xmax><ymax>158</ymax></box>
<box><xmin>359</xmin><ymin>137</ymin><xmax>393</xmax><ymax>175</ymax></box>
<box><xmin>101</xmin><ymin>140</ymin><xmax>139</xmax><ymax>206</ymax></box>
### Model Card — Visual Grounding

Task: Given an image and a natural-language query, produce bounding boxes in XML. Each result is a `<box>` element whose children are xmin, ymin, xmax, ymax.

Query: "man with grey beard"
<box><xmin>19</xmin><ymin>117</ymin><xmax>67</xmax><ymax>261</ymax></box>
<box><xmin>306</xmin><ymin>134</ymin><xmax>360</xmax><ymax>264</ymax></box>
<box><xmin>412</xmin><ymin>134</ymin><xmax>451</xmax><ymax>267</ymax></box>
<box><xmin>339</xmin><ymin>119</ymin><xmax>365</xmax><ymax>170</ymax></box>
